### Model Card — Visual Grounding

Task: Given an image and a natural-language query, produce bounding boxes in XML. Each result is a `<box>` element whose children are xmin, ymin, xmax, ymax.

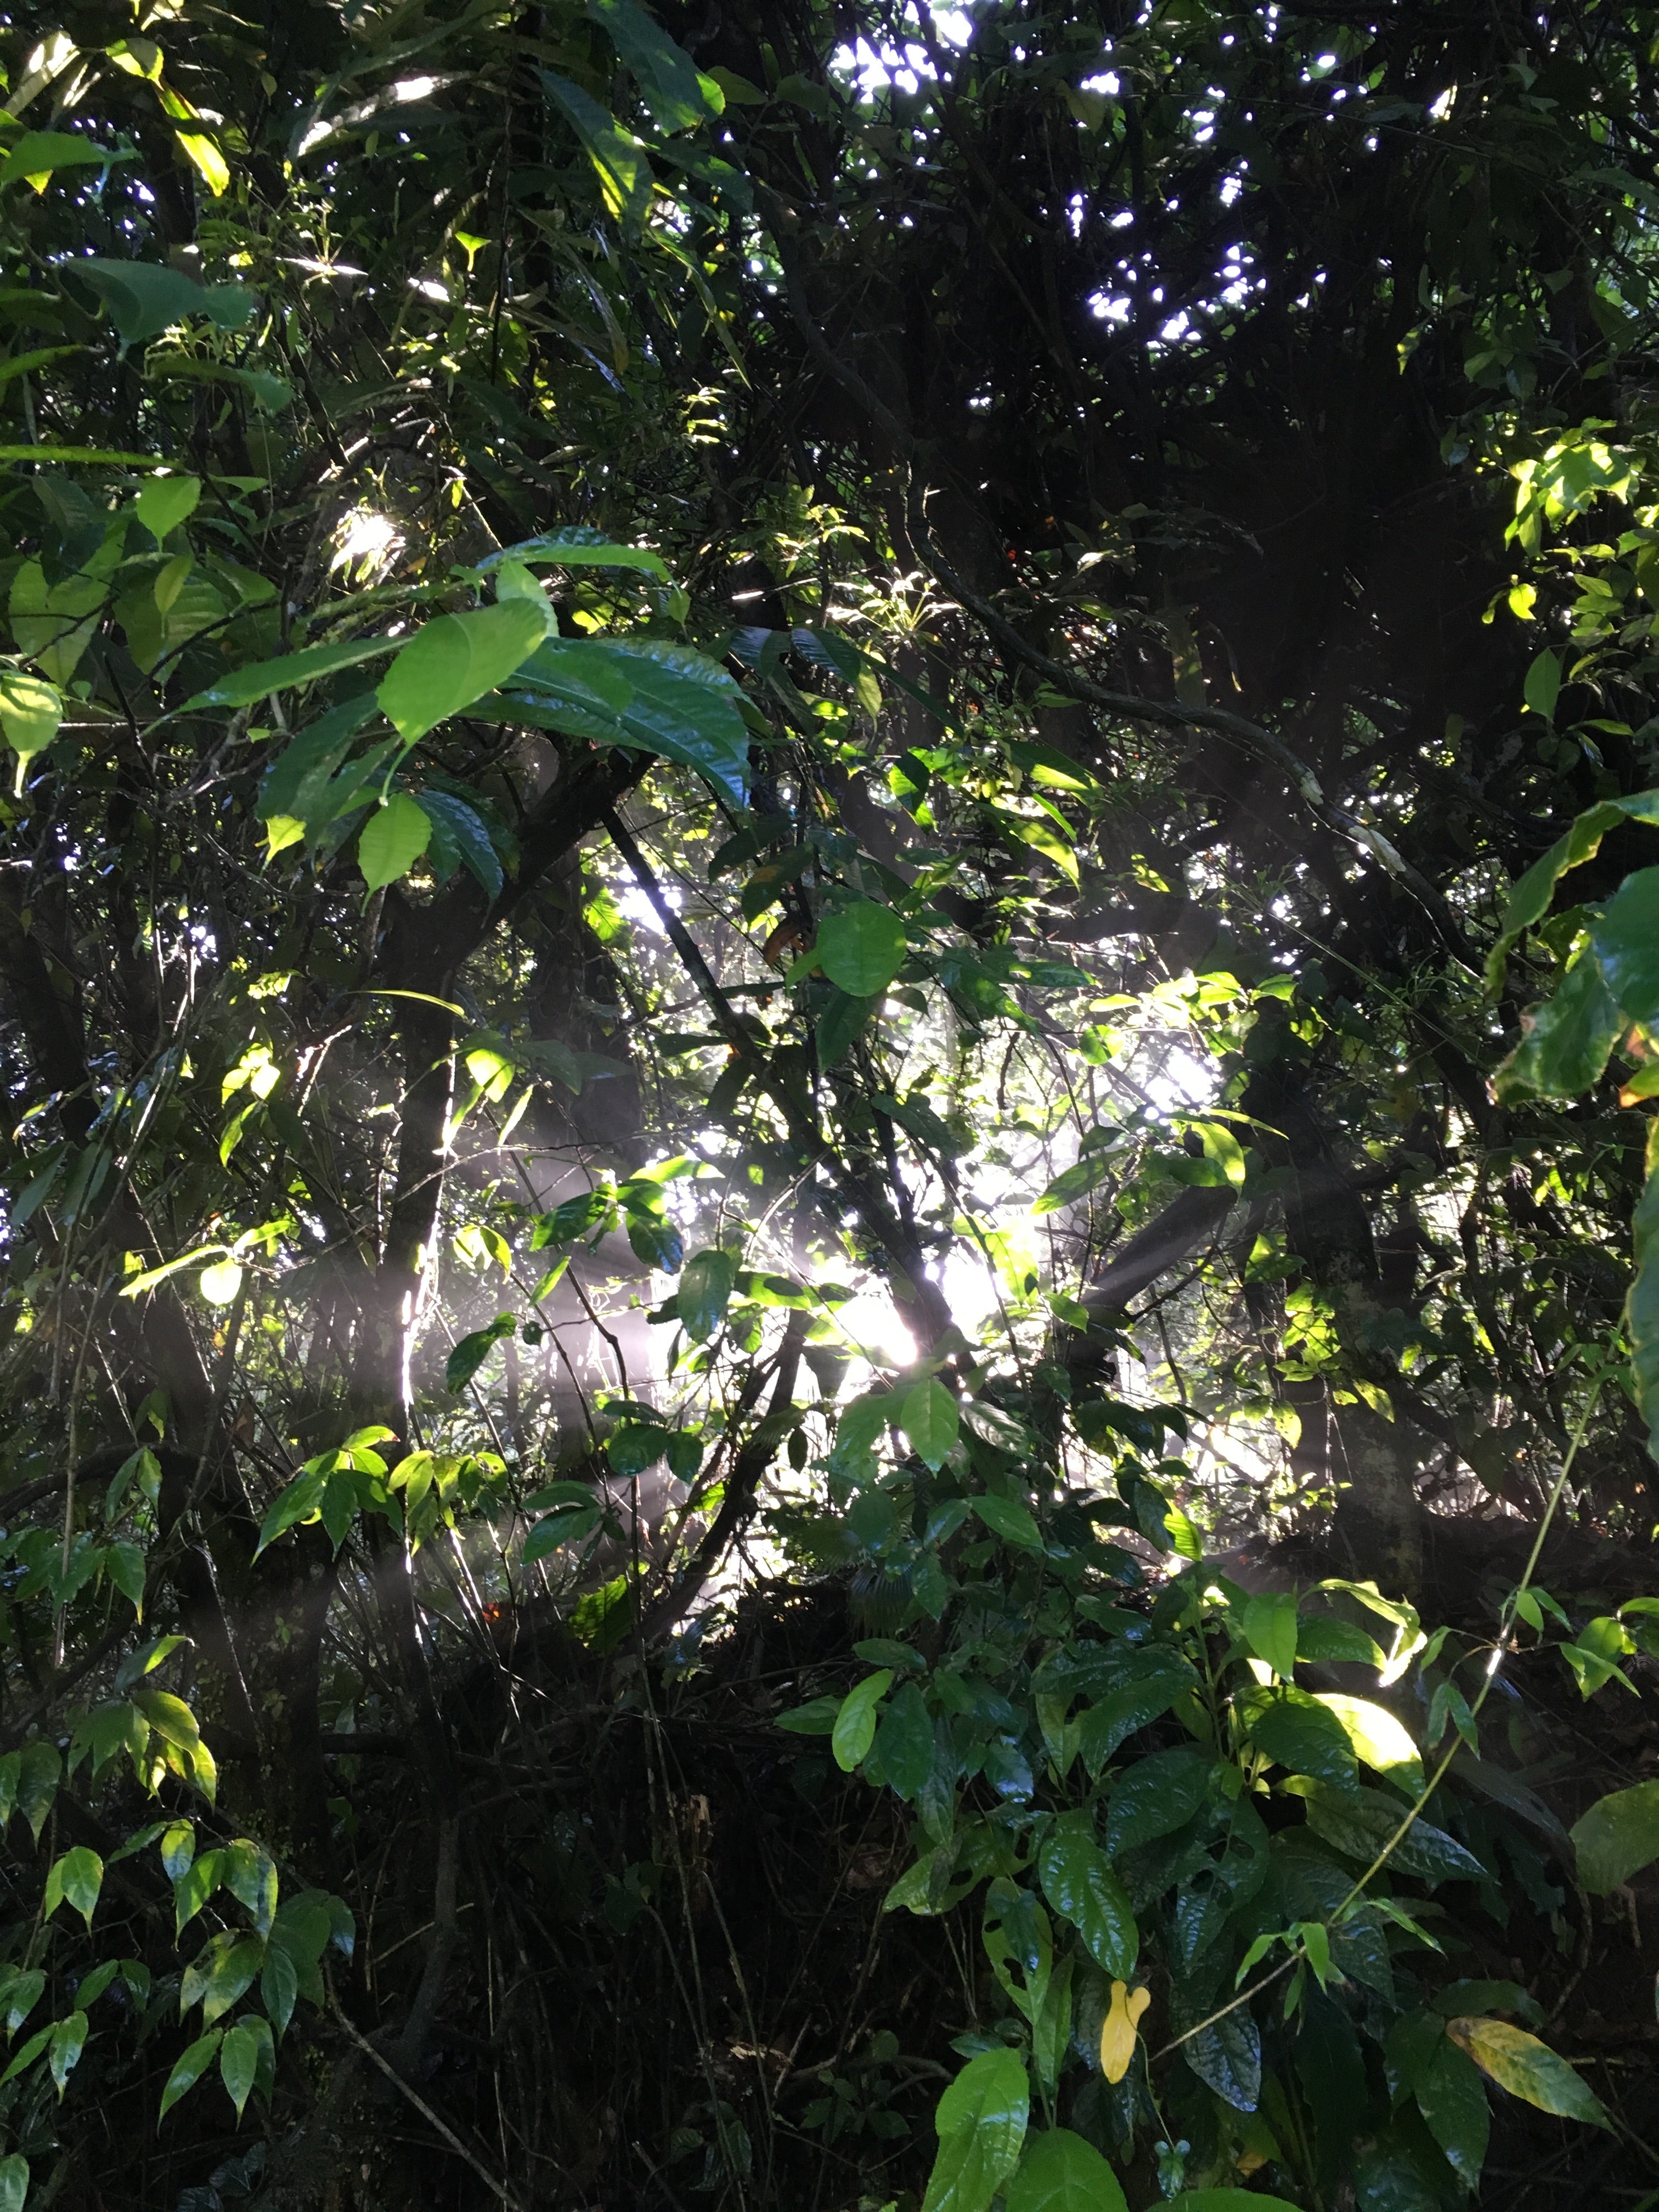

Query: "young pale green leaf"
<box><xmin>159</xmin><ymin>2027</ymin><xmax>223</xmax><ymax>2118</ymax></box>
<box><xmin>831</xmin><ymin>1670</ymin><xmax>892</xmax><ymax>1773</ymax></box>
<box><xmin>817</xmin><ymin>900</ymin><xmax>908</xmax><ymax>997</ymax></box>
<box><xmin>377</xmin><ymin>599</ymin><xmax>548</xmax><ymax>744</ymax></box>
<box><xmin>1006</xmin><ymin>2128</ymin><xmax>1128</xmax><ymax>2212</ymax></box>
<box><xmin>199</xmin><ymin>1259</ymin><xmax>242</xmax><ymax>1306</ymax></box>
<box><xmin>135</xmin><ymin>473</ymin><xmax>201</xmax><ymax>544</ymax></box>
<box><xmin>900</xmin><ymin>1376</ymin><xmax>958</xmax><ymax>1471</ymax></box>
<box><xmin>923</xmin><ymin>2046</ymin><xmax>1030</xmax><ymax>2212</ymax></box>
<box><xmin>0</xmin><ymin>670</ymin><xmax>63</xmax><ymax>792</ymax></box>
<box><xmin>47</xmin><ymin>2012</ymin><xmax>86</xmax><ymax>2097</ymax></box>
<box><xmin>357</xmin><ymin>790</ymin><xmax>432</xmax><ymax>893</ymax></box>
<box><xmin>0</xmin><ymin>2152</ymin><xmax>28</xmax><ymax>2212</ymax></box>
<box><xmin>1445</xmin><ymin>2016</ymin><xmax>1608</xmax><ymax>2127</ymax></box>
<box><xmin>1242</xmin><ymin>1589</ymin><xmax>1300</xmax><ymax>1679</ymax></box>
<box><xmin>1570</xmin><ymin>1777</ymin><xmax>1659</xmax><ymax>1893</ymax></box>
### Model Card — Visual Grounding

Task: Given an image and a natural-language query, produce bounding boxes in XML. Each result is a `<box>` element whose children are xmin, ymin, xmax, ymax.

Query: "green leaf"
<box><xmin>815</xmin><ymin>986</ymin><xmax>877</xmax><ymax>1068</ymax></box>
<box><xmin>1590</xmin><ymin>865</ymin><xmax>1659</xmax><ymax>1033</ymax></box>
<box><xmin>775</xmin><ymin>1695</ymin><xmax>843</xmax><ymax>1736</ymax></box>
<box><xmin>1242</xmin><ymin>1686</ymin><xmax>1357</xmax><ymax>1792</ymax></box>
<box><xmin>1523</xmin><ymin>647</ymin><xmax>1562</xmax><ymax>722</ymax></box>
<box><xmin>0</xmin><ymin>670</ymin><xmax>63</xmax><ymax>791</ymax></box>
<box><xmin>818</xmin><ymin>900</ymin><xmax>908</xmax><ymax>996</ymax></box>
<box><xmin>972</xmin><ymin>1493</ymin><xmax>1044</xmax><ymax>1551</ymax></box>
<box><xmin>1037</xmin><ymin>1811</ymin><xmax>1138</xmax><ymax>1978</ymax></box>
<box><xmin>182</xmin><ymin>1931</ymin><xmax>265</xmax><ymax>2029</ymax></box>
<box><xmin>446</xmin><ymin>1313</ymin><xmax>515</xmax><ymax>1393</ymax></box>
<box><xmin>357</xmin><ymin>791</ymin><xmax>433</xmax><ymax>892</ymax></box>
<box><xmin>541</xmin><ymin>71</ymin><xmax>651</xmax><ymax>223</ymax></box>
<box><xmin>480</xmin><ymin>527</ymin><xmax>668</xmax><ymax>579</ymax></box>
<box><xmin>1006</xmin><ymin>2127</ymin><xmax>1128</xmax><ymax>2212</ymax></box>
<box><xmin>900</xmin><ymin>1377</ymin><xmax>959</xmax><ymax>1471</ymax></box>
<box><xmin>135</xmin><ymin>474</ymin><xmax>201</xmax><ymax>544</ymax></box>
<box><xmin>588</xmin><ymin>0</ymin><xmax>720</xmax><ymax>132</ymax></box>
<box><xmin>76</xmin><ymin>257</ymin><xmax>238</xmax><ymax>345</ymax></box>
<box><xmin>874</xmin><ymin>1681</ymin><xmax>935</xmax><ymax>1800</ymax></box>
<box><xmin>260</xmin><ymin>1940</ymin><xmax>299</xmax><ymax>2038</ymax></box>
<box><xmin>199</xmin><ymin>1259</ymin><xmax>243</xmax><ymax>1306</ymax></box>
<box><xmin>1243</xmin><ymin>1589</ymin><xmax>1300</xmax><ymax>1679</ymax></box>
<box><xmin>42</xmin><ymin>1846</ymin><xmax>103</xmax><ymax>1929</ymax></box>
<box><xmin>16</xmin><ymin>1741</ymin><xmax>61</xmax><ymax>1841</ymax></box>
<box><xmin>222</xmin><ymin>1839</ymin><xmax>279</xmax><ymax>1936</ymax></box>
<box><xmin>2</xmin><ymin>130</ymin><xmax>128</xmax><ymax>189</ymax></box>
<box><xmin>1315</xmin><ymin>1694</ymin><xmax>1425</xmax><ymax>1793</ymax></box>
<box><xmin>219</xmin><ymin>2016</ymin><xmax>272</xmax><ymax>2121</ymax></box>
<box><xmin>0</xmin><ymin>1968</ymin><xmax>44</xmax><ymax>2033</ymax></box>
<box><xmin>1570</xmin><ymin>1778</ymin><xmax>1659</xmax><ymax>1893</ymax></box>
<box><xmin>489</xmin><ymin>636</ymin><xmax>751</xmax><ymax>804</ymax></box>
<box><xmin>1416</xmin><ymin>2034</ymin><xmax>1489</xmax><ymax>2190</ymax></box>
<box><xmin>831</xmin><ymin>1670</ymin><xmax>892</xmax><ymax>1772</ymax></box>
<box><xmin>159</xmin><ymin>2027</ymin><xmax>223</xmax><ymax>2118</ymax></box>
<box><xmin>413</xmin><ymin>789</ymin><xmax>503</xmax><ymax>902</ymax></box>
<box><xmin>923</xmin><ymin>2046</ymin><xmax>1030</xmax><ymax>2212</ymax></box>
<box><xmin>1164</xmin><ymin>2196</ymin><xmax>1302</xmax><ymax>2211</ymax></box>
<box><xmin>377</xmin><ymin>601</ymin><xmax>548</xmax><ymax>744</ymax></box>
<box><xmin>47</xmin><ymin>2011</ymin><xmax>86</xmax><ymax>2096</ymax></box>
<box><xmin>1445</xmin><ymin>2017</ymin><xmax>1607</xmax><ymax>2127</ymax></box>
<box><xmin>677</xmin><ymin>1247</ymin><xmax>740</xmax><ymax>1342</ymax></box>
<box><xmin>1299</xmin><ymin>1783</ymin><xmax>1487</xmax><ymax>1885</ymax></box>
<box><xmin>1032</xmin><ymin>1149</ymin><xmax>1121</xmax><ymax>1215</ymax></box>
<box><xmin>1104</xmin><ymin>1745</ymin><xmax>1217</xmax><ymax>1855</ymax></box>
<box><xmin>1491</xmin><ymin>950</ymin><xmax>1622</xmax><ymax>1103</ymax></box>
<box><xmin>187</xmin><ymin>634</ymin><xmax>397</xmax><ymax>710</ymax></box>
<box><xmin>523</xmin><ymin>1502</ymin><xmax>602</xmax><ymax>1561</ymax></box>
<box><xmin>0</xmin><ymin>2153</ymin><xmax>29</xmax><ymax>2212</ymax></box>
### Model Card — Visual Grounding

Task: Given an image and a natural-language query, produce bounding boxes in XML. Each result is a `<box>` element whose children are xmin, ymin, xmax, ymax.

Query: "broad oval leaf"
<box><xmin>677</xmin><ymin>1247</ymin><xmax>740</xmax><ymax>1342</ymax></box>
<box><xmin>1242</xmin><ymin>1686</ymin><xmax>1357</xmax><ymax>1792</ymax></box>
<box><xmin>1571</xmin><ymin>1777</ymin><xmax>1659</xmax><ymax>1893</ymax></box>
<box><xmin>818</xmin><ymin>900</ymin><xmax>908</xmax><ymax>996</ymax></box>
<box><xmin>159</xmin><ymin>2027</ymin><xmax>223</xmax><ymax>2118</ymax></box>
<box><xmin>923</xmin><ymin>2046</ymin><xmax>1030</xmax><ymax>2212</ymax></box>
<box><xmin>873</xmin><ymin>1680</ymin><xmax>935</xmax><ymax>1801</ymax></box>
<box><xmin>358</xmin><ymin>790</ymin><xmax>433</xmax><ymax>892</ymax></box>
<box><xmin>377</xmin><ymin>599</ymin><xmax>549</xmax><ymax>744</ymax></box>
<box><xmin>1006</xmin><ymin>2126</ymin><xmax>1128</xmax><ymax>2212</ymax></box>
<box><xmin>900</xmin><ymin>1376</ymin><xmax>959</xmax><ymax>1471</ymax></box>
<box><xmin>973</xmin><ymin>1493</ymin><xmax>1043</xmax><ymax>1551</ymax></box>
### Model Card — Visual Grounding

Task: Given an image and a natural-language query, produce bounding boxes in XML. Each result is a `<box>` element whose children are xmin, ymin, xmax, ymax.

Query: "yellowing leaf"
<box><xmin>1446</xmin><ymin>2016</ymin><xmax>1607</xmax><ymax>2128</ymax></box>
<box><xmin>1098</xmin><ymin>1979</ymin><xmax>1149</xmax><ymax>2084</ymax></box>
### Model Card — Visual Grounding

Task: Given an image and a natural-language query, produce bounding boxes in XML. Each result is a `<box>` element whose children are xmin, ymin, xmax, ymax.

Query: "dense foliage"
<box><xmin>0</xmin><ymin>1</ymin><xmax>1657</xmax><ymax>2207</ymax></box>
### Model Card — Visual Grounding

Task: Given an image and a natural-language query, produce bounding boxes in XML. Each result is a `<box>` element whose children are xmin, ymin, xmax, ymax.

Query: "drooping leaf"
<box><xmin>445</xmin><ymin>1314</ymin><xmax>515</xmax><ymax>1393</ymax></box>
<box><xmin>159</xmin><ymin>2028</ymin><xmax>223</xmax><ymax>2118</ymax></box>
<box><xmin>677</xmin><ymin>1247</ymin><xmax>740</xmax><ymax>1342</ymax></box>
<box><xmin>1242</xmin><ymin>1589</ymin><xmax>1300</xmax><ymax>1679</ymax></box>
<box><xmin>1444</xmin><ymin>2017</ymin><xmax>1608</xmax><ymax>2128</ymax></box>
<box><xmin>587</xmin><ymin>0</ymin><xmax>721</xmax><ymax>133</ymax></box>
<box><xmin>1415</xmin><ymin>2033</ymin><xmax>1489</xmax><ymax>2190</ymax></box>
<box><xmin>134</xmin><ymin>473</ymin><xmax>201</xmax><ymax>544</ymax></box>
<box><xmin>357</xmin><ymin>791</ymin><xmax>433</xmax><ymax>893</ymax></box>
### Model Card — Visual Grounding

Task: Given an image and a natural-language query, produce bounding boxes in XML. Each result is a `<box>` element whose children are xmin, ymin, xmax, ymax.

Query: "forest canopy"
<box><xmin>0</xmin><ymin>0</ymin><xmax>1656</xmax><ymax>2207</ymax></box>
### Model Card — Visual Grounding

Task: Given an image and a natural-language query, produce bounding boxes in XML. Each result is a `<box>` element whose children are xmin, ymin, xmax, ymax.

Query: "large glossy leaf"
<box><xmin>1314</xmin><ymin>1694</ymin><xmax>1424</xmax><ymax>1793</ymax></box>
<box><xmin>76</xmin><ymin>256</ymin><xmax>252</xmax><ymax>343</ymax></box>
<box><xmin>922</xmin><ymin>2046</ymin><xmax>1030</xmax><ymax>2212</ymax></box>
<box><xmin>1103</xmin><ymin>1745</ymin><xmax>1217</xmax><ymax>1855</ymax></box>
<box><xmin>377</xmin><ymin>601</ymin><xmax>548</xmax><ymax>744</ymax></box>
<box><xmin>1037</xmin><ymin>1813</ymin><xmax>1137</xmax><ymax>1978</ymax></box>
<box><xmin>1490</xmin><ymin>950</ymin><xmax>1622</xmax><ymax>1103</ymax></box>
<box><xmin>874</xmin><ymin>1681</ymin><xmax>935</xmax><ymax>1800</ymax></box>
<box><xmin>900</xmin><ymin>1376</ymin><xmax>958</xmax><ymax>1471</ymax></box>
<box><xmin>1005</xmin><ymin>2128</ymin><xmax>1128</xmax><ymax>2212</ymax></box>
<box><xmin>1299</xmin><ymin>1783</ymin><xmax>1485</xmax><ymax>1885</ymax></box>
<box><xmin>1241</xmin><ymin>1686</ymin><xmax>1357</xmax><ymax>1792</ymax></box>
<box><xmin>1242</xmin><ymin>1589</ymin><xmax>1299</xmax><ymax>1678</ymax></box>
<box><xmin>1570</xmin><ymin>1777</ymin><xmax>1659</xmax><ymax>1893</ymax></box>
<box><xmin>677</xmin><ymin>1248</ymin><xmax>740</xmax><ymax>1341</ymax></box>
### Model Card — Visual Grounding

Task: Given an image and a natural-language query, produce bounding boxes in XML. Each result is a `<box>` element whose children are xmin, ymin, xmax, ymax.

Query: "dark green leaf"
<box><xmin>1037</xmin><ymin>1812</ymin><xmax>1137</xmax><ymax>1978</ymax></box>
<box><xmin>1571</xmin><ymin>1778</ymin><xmax>1659</xmax><ymax>1893</ymax></box>
<box><xmin>1006</xmin><ymin>2126</ymin><xmax>1128</xmax><ymax>2212</ymax></box>
<box><xmin>1242</xmin><ymin>1687</ymin><xmax>1358</xmax><ymax>1792</ymax></box>
<box><xmin>446</xmin><ymin>1314</ymin><xmax>515</xmax><ymax>1392</ymax></box>
<box><xmin>818</xmin><ymin>901</ymin><xmax>908</xmax><ymax>996</ymax></box>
